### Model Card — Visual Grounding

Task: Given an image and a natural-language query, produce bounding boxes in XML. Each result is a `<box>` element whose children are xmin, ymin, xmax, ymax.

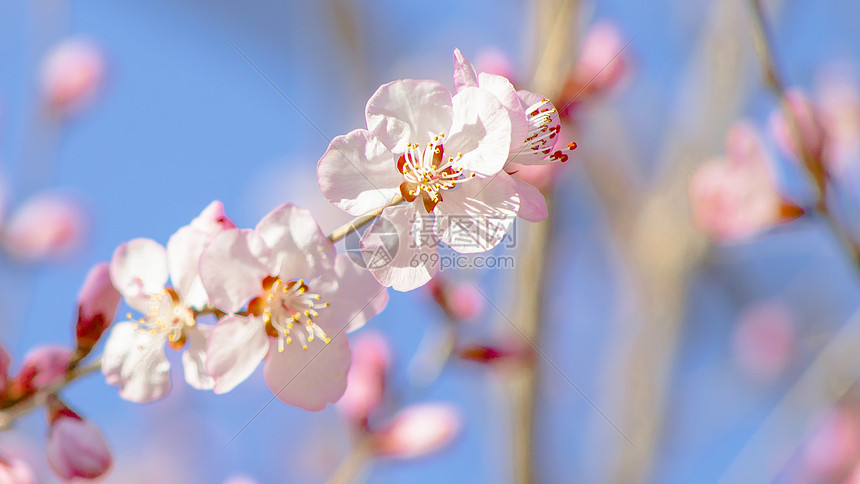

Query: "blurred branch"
<box><xmin>746</xmin><ymin>0</ymin><xmax>860</xmax><ymax>266</ymax></box>
<box><xmin>0</xmin><ymin>359</ymin><xmax>101</xmax><ymax>430</ymax></box>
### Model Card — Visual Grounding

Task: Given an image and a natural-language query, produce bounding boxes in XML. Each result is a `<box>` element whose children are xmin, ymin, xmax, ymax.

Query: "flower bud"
<box><xmin>2</xmin><ymin>192</ymin><xmax>88</xmax><ymax>262</ymax></box>
<box><xmin>40</xmin><ymin>38</ymin><xmax>105</xmax><ymax>115</ymax></box>
<box><xmin>427</xmin><ymin>277</ymin><xmax>483</xmax><ymax>322</ymax></box>
<box><xmin>46</xmin><ymin>399</ymin><xmax>112</xmax><ymax>482</ymax></box>
<box><xmin>0</xmin><ymin>343</ymin><xmax>10</xmax><ymax>398</ymax></box>
<box><xmin>0</xmin><ymin>456</ymin><xmax>37</xmax><ymax>484</ymax></box>
<box><xmin>373</xmin><ymin>404</ymin><xmax>461</xmax><ymax>459</ymax></box>
<box><xmin>74</xmin><ymin>263</ymin><xmax>121</xmax><ymax>362</ymax></box>
<box><xmin>458</xmin><ymin>342</ymin><xmax>531</xmax><ymax>365</ymax></box>
<box><xmin>769</xmin><ymin>89</ymin><xmax>827</xmax><ymax>165</ymax></box>
<box><xmin>337</xmin><ymin>332</ymin><xmax>391</xmax><ymax>424</ymax></box>
<box><xmin>13</xmin><ymin>346</ymin><xmax>72</xmax><ymax>397</ymax></box>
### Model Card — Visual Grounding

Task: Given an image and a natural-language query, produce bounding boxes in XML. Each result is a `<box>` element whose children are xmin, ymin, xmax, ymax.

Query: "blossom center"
<box><xmin>130</xmin><ymin>288</ymin><xmax>194</xmax><ymax>350</ymax></box>
<box><xmin>251</xmin><ymin>276</ymin><xmax>331</xmax><ymax>352</ymax></box>
<box><xmin>397</xmin><ymin>134</ymin><xmax>475</xmax><ymax>213</ymax></box>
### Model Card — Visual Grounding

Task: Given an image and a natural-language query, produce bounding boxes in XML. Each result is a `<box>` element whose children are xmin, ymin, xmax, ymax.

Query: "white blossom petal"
<box><xmin>446</xmin><ymin>87</ymin><xmax>512</xmax><ymax>175</ymax></box>
<box><xmin>102</xmin><ymin>322</ymin><xmax>171</xmax><ymax>403</ymax></box>
<box><xmin>317</xmin><ymin>129</ymin><xmax>402</xmax><ymax>216</ymax></box>
<box><xmin>366</xmin><ymin>79</ymin><xmax>453</xmax><ymax>153</ymax></box>
<box><xmin>318</xmin><ymin>254</ymin><xmax>389</xmax><ymax>333</ymax></box>
<box><xmin>206</xmin><ymin>315</ymin><xmax>270</xmax><ymax>394</ymax></box>
<box><xmin>182</xmin><ymin>324</ymin><xmax>215</xmax><ymax>390</ymax></box>
<box><xmin>434</xmin><ymin>173</ymin><xmax>520</xmax><ymax>253</ymax></box>
<box><xmin>255</xmin><ymin>203</ymin><xmax>336</xmax><ymax>278</ymax></box>
<box><xmin>477</xmin><ymin>72</ymin><xmax>529</xmax><ymax>154</ymax></box>
<box><xmin>511</xmin><ymin>175</ymin><xmax>548</xmax><ymax>222</ymax></box>
<box><xmin>361</xmin><ymin>204</ymin><xmax>438</xmax><ymax>291</ymax></box>
<box><xmin>110</xmin><ymin>238</ymin><xmax>168</xmax><ymax>302</ymax></box>
<box><xmin>452</xmin><ymin>48</ymin><xmax>479</xmax><ymax>91</ymax></box>
<box><xmin>199</xmin><ymin>229</ymin><xmax>272</xmax><ymax>314</ymax></box>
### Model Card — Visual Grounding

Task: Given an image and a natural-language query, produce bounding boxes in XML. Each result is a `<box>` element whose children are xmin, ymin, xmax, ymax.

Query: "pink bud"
<box><xmin>373</xmin><ymin>404</ymin><xmax>461</xmax><ymax>459</ymax></box>
<box><xmin>427</xmin><ymin>277</ymin><xmax>484</xmax><ymax>322</ymax></box>
<box><xmin>768</xmin><ymin>89</ymin><xmax>827</xmax><ymax>164</ymax></box>
<box><xmin>3</xmin><ymin>192</ymin><xmax>88</xmax><ymax>262</ymax></box>
<box><xmin>40</xmin><ymin>38</ymin><xmax>106</xmax><ymax>115</ymax></box>
<box><xmin>804</xmin><ymin>407</ymin><xmax>860</xmax><ymax>481</ymax></box>
<box><xmin>0</xmin><ymin>343</ymin><xmax>10</xmax><ymax>397</ymax></box>
<box><xmin>0</xmin><ymin>456</ymin><xmax>37</xmax><ymax>484</ymax></box>
<box><xmin>75</xmin><ymin>263</ymin><xmax>121</xmax><ymax>361</ymax></box>
<box><xmin>458</xmin><ymin>342</ymin><xmax>531</xmax><ymax>365</ymax></box>
<box><xmin>190</xmin><ymin>200</ymin><xmax>237</xmax><ymax>236</ymax></box>
<box><xmin>15</xmin><ymin>346</ymin><xmax>72</xmax><ymax>395</ymax></box>
<box><xmin>46</xmin><ymin>404</ymin><xmax>112</xmax><ymax>482</ymax></box>
<box><xmin>338</xmin><ymin>332</ymin><xmax>391</xmax><ymax>424</ymax></box>
<box><xmin>732</xmin><ymin>302</ymin><xmax>795</xmax><ymax>380</ymax></box>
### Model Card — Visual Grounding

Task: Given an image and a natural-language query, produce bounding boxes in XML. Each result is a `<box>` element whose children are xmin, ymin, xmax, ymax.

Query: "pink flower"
<box><xmin>2</xmin><ymin>192</ymin><xmax>88</xmax><ymax>262</ymax></box>
<box><xmin>732</xmin><ymin>302</ymin><xmax>795</xmax><ymax>380</ymax></box>
<box><xmin>803</xmin><ymin>406</ymin><xmax>860</xmax><ymax>481</ymax></box>
<box><xmin>0</xmin><ymin>456</ymin><xmax>37</xmax><ymax>484</ymax></box>
<box><xmin>453</xmin><ymin>49</ymin><xmax>577</xmax><ymax>222</ymax></box>
<box><xmin>14</xmin><ymin>346</ymin><xmax>72</xmax><ymax>395</ymax></box>
<box><xmin>816</xmin><ymin>69</ymin><xmax>860</xmax><ymax>173</ymax></box>
<box><xmin>318</xmin><ymin>78</ymin><xmax>519</xmax><ymax>291</ymax></box>
<box><xmin>373</xmin><ymin>404</ymin><xmax>461</xmax><ymax>459</ymax></box>
<box><xmin>102</xmin><ymin>201</ymin><xmax>235</xmax><ymax>402</ymax></box>
<box><xmin>689</xmin><ymin>122</ymin><xmax>801</xmax><ymax>240</ymax></box>
<box><xmin>337</xmin><ymin>331</ymin><xmax>391</xmax><ymax>424</ymax></box>
<box><xmin>40</xmin><ymin>38</ymin><xmax>105</xmax><ymax>115</ymax></box>
<box><xmin>46</xmin><ymin>402</ymin><xmax>112</xmax><ymax>482</ymax></box>
<box><xmin>75</xmin><ymin>263</ymin><xmax>121</xmax><ymax>361</ymax></box>
<box><xmin>200</xmin><ymin>204</ymin><xmax>388</xmax><ymax>410</ymax></box>
<box><xmin>566</xmin><ymin>21</ymin><xmax>629</xmax><ymax>102</ymax></box>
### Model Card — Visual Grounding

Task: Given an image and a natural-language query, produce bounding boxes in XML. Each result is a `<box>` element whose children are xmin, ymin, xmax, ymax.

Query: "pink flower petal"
<box><xmin>434</xmin><ymin>173</ymin><xmax>520</xmax><ymax>253</ymax></box>
<box><xmin>321</xmin><ymin>254</ymin><xmax>388</xmax><ymax>333</ymax></box>
<box><xmin>109</xmin><ymin>238</ymin><xmax>168</xmax><ymax>303</ymax></box>
<box><xmin>0</xmin><ymin>456</ymin><xmax>37</xmax><ymax>484</ymax></box>
<box><xmin>16</xmin><ymin>346</ymin><xmax>72</xmax><ymax>393</ymax></box>
<box><xmin>338</xmin><ymin>331</ymin><xmax>390</xmax><ymax>423</ymax></box>
<box><xmin>360</xmin><ymin>204</ymin><xmax>438</xmax><ymax>292</ymax></box>
<box><xmin>510</xmin><ymin>175</ymin><xmax>548</xmax><ymax>222</ymax></box>
<box><xmin>199</xmin><ymin>229</ymin><xmax>272</xmax><ymax>314</ymax></box>
<box><xmin>101</xmin><ymin>322</ymin><xmax>170</xmax><ymax>403</ymax></box>
<box><xmin>263</xmin><ymin>332</ymin><xmax>351</xmax><ymax>411</ymax></box>
<box><xmin>3</xmin><ymin>192</ymin><xmax>88</xmax><ymax>261</ymax></box>
<box><xmin>446</xmin><ymin>87</ymin><xmax>512</xmax><ymax>175</ymax></box>
<box><xmin>317</xmin><ymin>129</ymin><xmax>402</xmax><ymax>216</ymax></box>
<box><xmin>40</xmin><ymin>38</ymin><xmax>105</xmax><ymax>115</ymax></box>
<box><xmin>366</xmin><ymin>80</ymin><xmax>454</xmax><ymax>153</ymax></box>
<box><xmin>206</xmin><ymin>315</ymin><xmax>269</xmax><ymax>394</ymax></box>
<box><xmin>190</xmin><ymin>200</ymin><xmax>237</xmax><ymax>235</ymax></box>
<box><xmin>255</xmin><ymin>203</ymin><xmax>336</xmax><ymax>278</ymax></box>
<box><xmin>181</xmin><ymin>324</ymin><xmax>215</xmax><ymax>391</ymax></box>
<box><xmin>452</xmin><ymin>48</ymin><xmax>479</xmax><ymax>92</ymax></box>
<box><xmin>477</xmin><ymin>72</ymin><xmax>529</xmax><ymax>154</ymax></box>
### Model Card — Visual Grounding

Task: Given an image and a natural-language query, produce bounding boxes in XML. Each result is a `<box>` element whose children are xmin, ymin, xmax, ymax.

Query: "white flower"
<box><xmin>318</xmin><ymin>79</ymin><xmax>519</xmax><ymax>291</ymax></box>
<box><xmin>102</xmin><ymin>201</ymin><xmax>235</xmax><ymax>402</ymax></box>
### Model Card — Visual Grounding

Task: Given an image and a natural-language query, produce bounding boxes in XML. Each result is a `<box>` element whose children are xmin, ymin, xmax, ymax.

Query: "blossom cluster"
<box><xmin>0</xmin><ymin>48</ymin><xmax>576</xmax><ymax>482</ymax></box>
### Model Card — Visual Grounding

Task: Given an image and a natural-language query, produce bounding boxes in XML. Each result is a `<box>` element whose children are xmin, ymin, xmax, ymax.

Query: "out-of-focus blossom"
<box><xmin>816</xmin><ymin>70</ymin><xmax>860</xmax><ymax>174</ymax></box>
<box><xmin>46</xmin><ymin>400</ymin><xmax>112</xmax><ymax>482</ymax></box>
<box><xmin>318</xmin><ymin>77</ymin><xmax>519</xmax><ymax>291</ymax></box>
<box><xmin>13</xmin><ymin>346</ymin><xmax>72</xmax><ymax>396</ymax></box>
<box><xmin>200</xmin><ymin>203</ymin><xmax>388</xmax><ymax>410</ymax></box>
<box><xmin>689</xmin><ymin>122</ymin><xmax>802</xmax><ymax>240</ymax></box>
<box><xmin>2</xmin><ymin>192</ymin><xmax>88</xmax><ymax>262</ymax></box>
<box><xmin>473</xmin><ymin>48</ymin><xmax>516</xmax><ymax>83</ymax></box>
<box><xmin>453</xmin><ymin>49</ymin><xmax>576</xmax><ymax>223</ymax></box>
<box><xmin>509</xmin><ymin>162</ymin><xmax>563</xmax><ymax>192</ymax></box>
<box><xmin>457</xmin><ymin>341</ymin><xmax>532</xmax><ymax>366</ymax></box>
<box><xmin>560</xmin><ymin>21</ymin><xmax>629</xmax><ymax>119</ymax></box>
<box><xmin>75</xmin><ymin>262</ymin><xmax>121</xmax><ymax>362</ymax></box>
<box><xmin>0</xmin><ymin>456</ymin><xmax>37</xmax><ymax>484</ymax></box>
<box><xmin>802</xmin><ymin>406</ymin><xmax>860</xmax><ymax>482</ymax></box>
<box><xmin>373</xmin><ymin>404</ymin><xmax>461</xmax><ymax>459</ymax></box>
<box><xmin>223</xmin><ymin>475</ymin><xmax>258</xmax><ymax>484</ymax></box>
<box><xmin>338</xmin><ymin>331</ymin><xmax>391</xmax><ymax>424</ymax></box>
<box><xmin>768</xmin><ymin>89</ymin><xmax>827</xmax><ymax>167</ymax></box>
<box><xmin>427</xmin><ymin>276</ymin><xmax>484</xmax><ymax>322</ymax></box>
<box><xmin>732</xmin><ymin>302</ymin><xmax>795</xmax><ymax>380</ymax></box>
<box><xmin>40</xmin><ymin>38</ymin><xmax>106</xmax><ymax>115</ymax></box>
<box><xmin>102</xmin><ymin>201</ymin><xmax>234</xmax><ymax>402</ymax></box>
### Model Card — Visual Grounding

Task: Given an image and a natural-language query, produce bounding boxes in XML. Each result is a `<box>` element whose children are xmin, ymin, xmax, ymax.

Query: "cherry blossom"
<box><xmin>40</xmin><ymin>38</ymin><xmax>106</xmax><ymax>115</ymax></box>
<box><xmin>200</xmin><ymin>203</ymin><xmax>388</xmax><ymax>410</ymax></box>
<box><xmin>0</xmin><ymin>456</ymin><xmax>37</xmax><ymax>484</ymax></box>
<box><xmin>453</xmin><ymin>49</ymin><xmax>577</xmax><ymax>223</ymax></box>
<box><xmin>319</xmin><ymin>77</ymin><xmax>523</xmax><ymax>291</ymax></box>
<box><xmin>102</xmin><ymin>201</ymin><xmax>235</xmax><ymax>402</ymax></box>
<box><xmin>373</xmin><ymin>403</ymin><xmax>461</xmax><ymax>459</ymax></box>
<box><xmin>337</xmin><ymin>331</ymin><xmax>391</xmax><ymax>425</ymax></box>
<box><xmin>2</xmin><ymin>192</ymin><xmax>88</xmax><ymax>262</ymax></box>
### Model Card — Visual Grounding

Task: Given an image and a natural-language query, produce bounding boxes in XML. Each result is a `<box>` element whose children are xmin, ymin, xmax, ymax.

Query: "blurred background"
<box><xmin>3</xmin><ymin>0</ymin><xmax>860</xmax><ymax>482</ymax></box>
